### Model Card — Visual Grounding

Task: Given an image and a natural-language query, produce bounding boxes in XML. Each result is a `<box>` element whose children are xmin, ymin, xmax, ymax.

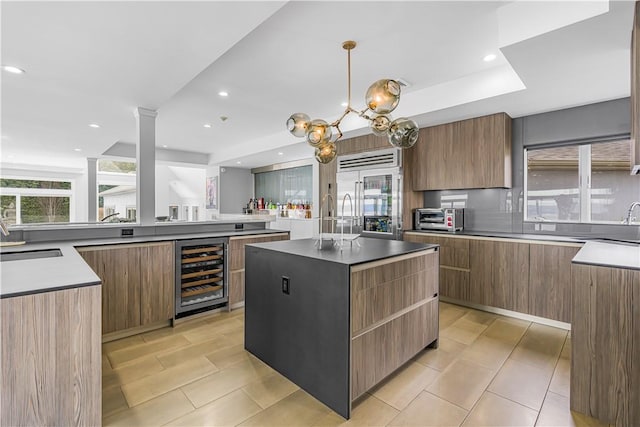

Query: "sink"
<box><xmin>0</xmin><ymin>249</ymin><xmax>62</xmax><ymax>262</ymax></box>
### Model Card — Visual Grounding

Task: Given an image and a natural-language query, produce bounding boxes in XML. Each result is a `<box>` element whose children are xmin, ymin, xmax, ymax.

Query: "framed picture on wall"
<box><xmin>206</xmin><ymin>176</ymin><xmax>218</xmax><ymax>209</ymax></box>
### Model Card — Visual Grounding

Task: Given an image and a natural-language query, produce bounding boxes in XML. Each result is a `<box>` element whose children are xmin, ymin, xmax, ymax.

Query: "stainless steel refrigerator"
<box><xmin>335</xmin><ymin>148</ymin><xmax>402</xmax><ymax>240</ymax></box>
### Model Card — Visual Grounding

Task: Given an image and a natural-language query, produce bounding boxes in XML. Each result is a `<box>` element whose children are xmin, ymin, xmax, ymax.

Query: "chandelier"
<box><xmin>286</xmin><ymin>40</ymin><xmax>419</xmax><ymax>164</ymax></box>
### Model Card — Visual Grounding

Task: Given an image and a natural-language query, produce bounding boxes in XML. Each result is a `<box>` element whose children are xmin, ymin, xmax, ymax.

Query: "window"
<box><xmin>525</xmin><ymin>139</ymin><xmax>639</xmax><ymax>224</ymax></box>
<box><xmin>0</xmin><ymin>179</ymin><xmax>72</xmax><ymax>224</ymax></box>
<box><xmin>126</xmin><ymin>206</ymin><xmax>136</xmax><ymax>221</ymax></box>
<box><xmin>97</xmin><ymin>159</ymin><xmax>136</xmax><ymax>222</ymax></box>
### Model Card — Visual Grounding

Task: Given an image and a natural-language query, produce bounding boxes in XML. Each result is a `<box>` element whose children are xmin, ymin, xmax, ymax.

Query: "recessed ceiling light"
<box><xmin>2</xmin><ymin>65</ymin><xmax>25</xmax><ymax>74</ymax></box>
<box><xmin>236</xmin><ymin>161</ymin><xmax>241</xmax><ymax>165</ymax></box>
<box><xmin>88</xmin><ymin>123</ymin><xmax>100</xmax><ymax>128</ymax></box>
<box><xmin>162</xmin><ymin>144</ymin><xmax>168</xmax><ymax>148</ymax></box>
<box><xmin>278</xmin><ymin>152</ymin><xmax>284</xmax><ymax>156</ymax></box>
<box><xmin>483</xmin><ymin>53</ymin><xmax>497</xmax><ymax>62</ymax></box>
<box><xmin>73</xmin><ymin>148</ymin><xmax>82</xmax><ymax>152</ymax></box>
<box><xmin>218</xmin><ymin>91</ymin><xmax>229</xmax><ymax>97</ymax></box>
<box><xmin>341</xmin><ymin>102</ymin><xmax>348</xmax><ymax>107</ymax></box>
<box><xmin>203</xmin><ymin>124</ymin><xmax>212</xmax><ymax>128</ymax></box>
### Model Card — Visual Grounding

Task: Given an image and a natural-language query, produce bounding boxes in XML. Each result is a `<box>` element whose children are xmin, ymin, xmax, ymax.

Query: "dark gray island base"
<box><xmin>244</xmin><ymin>237</ymin><xmax>439</xmax><ymax>419</ymax></box>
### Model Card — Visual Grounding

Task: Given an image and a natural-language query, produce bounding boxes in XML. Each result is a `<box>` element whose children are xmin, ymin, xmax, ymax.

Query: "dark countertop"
<box><xmin>404</xmin><ymin>229</ymin><xmax>587</xmax><ymax>244</ymax></box>
<box><xmin>571</xmin><ymin>241</ymin><xmax>640</xmax><ymax>271</ymax></box>
<box><xmin>0</xmin><ymin>228</ymin><xmax>288</xmax><ymax>299</ymax></box>
<box><xmin>247</xmin><ymin>237</ymin><xmax>438</xmax><ymax>266</ymax></box>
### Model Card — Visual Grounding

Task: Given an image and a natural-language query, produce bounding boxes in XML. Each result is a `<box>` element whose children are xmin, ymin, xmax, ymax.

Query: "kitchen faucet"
<box><xmin>317</xmin><ymin>193</ymin><xmax>335</xmax><ymax>249</ymax></box>
<box><xmin>623</xmin><ymin>201</ymin><xmax>640</xmax><ymax>225</ymax></box>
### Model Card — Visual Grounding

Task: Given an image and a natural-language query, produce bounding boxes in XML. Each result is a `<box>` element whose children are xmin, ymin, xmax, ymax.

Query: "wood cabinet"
<box><xmin>571</xmin><ymin>264</ymin><xmax>640</xmax><ymax>426</ymax></box>
<box><xmin>528</xmin><ymin>243</ymin><xmax>581</xmax><ymax>323</ymax></box>
<box><xmin>412</xmin><ymin>113</ymin><xmax>512</xmax><ymax>190</ymax></box>
<box><xmin>469</xmin><ymin>239</ymin><xmax>529</xmax><ymax>312</ymax></box>
<box><xmin>350</xmin><ymin>250</ymin><xmax>439</xmax><ymax>401</ymax></box>
<box><xmin>78</xmin><ymin>241</ymin><xmax>174</xmax><ymax>335</ymax></box>
<box><xmin>227</xmin><ymin>233</ymin><xmax>289</xmax><ymax>308</ymax></box>
<box><xmin>1</xmin><ymin>285</ymin><xmax>101</xmax><ymax>426</ymax></box>
<box><xmin>403</xmin><ymin>233</ymin><xmax>470</xmax><ymax>301</ymax></box>
<box><xmin>633</xmin><ymin>1</ymin><xmax>637</xmax><ymax>171</ymax></box>
<box><xmin>404</xmin><ymin>232</ymin><xmax>579</xmax><ymax>323</ymax></box>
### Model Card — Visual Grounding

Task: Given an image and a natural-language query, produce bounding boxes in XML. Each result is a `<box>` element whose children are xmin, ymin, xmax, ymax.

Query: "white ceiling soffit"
<box><xmin>102</xmin><ymin>142</ymin><xmax>209</xmax><ymax>165</ymax></box>
<box><xmin>0</xmin><ymin>1</ymin><xmax>287</xmax><ymax>168</ymax></box>
<box><xmin>207</xmin><ymin>0</ymin><xmax>633</xmax><ymax>168</ymax></box>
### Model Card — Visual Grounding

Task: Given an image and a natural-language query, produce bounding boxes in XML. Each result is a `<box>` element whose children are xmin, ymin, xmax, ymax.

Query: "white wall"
<box><xmin>155</xmin><ymin>164</ymin><xmax>206</xmax><ymax>220</ymax></box>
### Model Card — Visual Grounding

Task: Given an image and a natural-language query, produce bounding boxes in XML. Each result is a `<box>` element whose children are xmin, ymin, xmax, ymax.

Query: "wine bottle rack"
<box><xmin>175</xmin><ymin>238</ymin><xmax>228</xmax><ymax>317</ymax></box>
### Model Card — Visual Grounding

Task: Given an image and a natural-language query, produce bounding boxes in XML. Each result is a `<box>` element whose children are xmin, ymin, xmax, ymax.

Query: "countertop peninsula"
<box><xmin>0</xmin><ymin>227</ymin><xmax>285</xmax><ymax>299</ymax></box>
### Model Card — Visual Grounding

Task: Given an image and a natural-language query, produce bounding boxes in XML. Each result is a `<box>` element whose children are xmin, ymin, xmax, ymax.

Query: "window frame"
<box><xmin>524</xmin><ymin>137</ymin><xmax>635</xmax><ymax>225</ymax></box>
<box><xmin>0</xmin><ymin>177</ymin><xmax>74</xmax><ymax>225</ymax></box>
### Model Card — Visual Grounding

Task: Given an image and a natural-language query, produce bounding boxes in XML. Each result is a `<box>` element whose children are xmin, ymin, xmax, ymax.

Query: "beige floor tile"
<box><xmin>413</xmin><ymin>337</ymin><xmax>466</xmax><ymax>371</ymax></box>
<box><xmin>205</xmin><ymin>343</ymin><xmax>254</xmax><ymax>370</ymax></box>
<box><xmin>165</xmin><ymin>389</ymin><xmax>263</xmax><ymax>427</ymax></box>
<box><xmin>103</xmin><ymin>355</ymin><xmax>165</xmax><ymax>388</ymax></box>
<box><xmin>459</xmin><ymin>336</ymin><xmax>516</xmax><ymax>371</ymax></box>
<box><xmin>157</xmin><ymin>336</ymin><xmax>235</xmax><ymax>369</ymax></box>
<box><xmin>548</xmin><ymin>357</ymin><xmax>570</xmax><ymax>398</ymax></box>
<box><xmin>536</xmin><ymin>391</ymin><xmax>609</xmax><ymax>427</ymax></box>
<box><xmin>440</xmin><ymin>304</ymin><xmax>469</xmax><ymax>329</ymax></box>
<box><xmin>461</xmin><ymin>310</ymin><xmax>499</xmax><ymax>326</ymax></box>
<box><xmin>426</xmin><ymin>358</ymin><xmax>496</xmax><ymax>410</ymax></box>
<box><xmin>462</xmin><ymin>392</ymin><xmax>538</xmax><ymax>426</ymax></box>
<box><xmin>387</xmin><ymin>391</ymin><xmax>468</xmax><ymax>426</ymax></box>
<box><xmin>102</xmin><ymin>385</ymin><xmax>128</xmax><ymax>419</ymax></box>
<box><xmin>482</xmin><ymin>318</ymin><xmax>529</xmax><ymax>344</ymax></box>
<box><xmin>140</xmin><ymin>318</ymin><xmax>210</xmax><ymax>343</ymax></box>
<box><xmin>239</xmin><ymin>389</ymin><xmax>331</xmax><ymax>427</ymax></box>
<box><xmin>488</xmin><ymin>358</ymin><xmax>553</xmax><ymax>410</ymax></box>
<box><xmin>102</xmin><ymin>354</ymin><xmax>113</xmax><ymax>373</ymax></box>
<box><xmin>242</xmin><ymin>371</ymin><xmax>299</xmax><ymax>409</ymax></box>
<box><xmin>107</xmin><ymin>335</ymin><xmax>191</xmax><ymax>368</ymax></box>
<box><xmin>509</xmin><ymin>324</ymin><xmax>566</xmax><ymax>372</ymax></box>
<box><xmin>182</xmin><ymin>356</ymin><xmax>273</xmax><ymax>408</ymax></box>
<box><xmin>441</xmin><ymin>317</ymin><xmax>489</xmax><ymax>345</ymax></box>
<box><xmin>103</xmin><ymin>389</ymin><xmax>194</xmax><ymax>427</ymax></box>
<box><xmin>560</xmin><ymin>336</ymin><xmax>571</xmax><ymax>360</ymax></box>
<box><xmin>220</xmin><ymin>326</ymin><xmax>245</xmax><ymax>345</ymax></box>
<box><xmin>370</xmin><ymin>361</ymin><xmax>440</xmax><ymax>411</ymax></box>
<box><xmin>182</xmin><ymin>318</ymin><xmax>244</xmax><ymax>344</ymax></box>
<box><xmin>312</xmin><ymin>393</ymin><xmax>399</xmax><ymax>427</ymax></box>
<box><xmin>121</xmin><ymin>355</ymin><xmax>218</xmax><ymax>407</ymax></box>
<box><xmin>103</xmin><ymin>334</ymin><xmax>145</xmax><ymax>353</ymax></box>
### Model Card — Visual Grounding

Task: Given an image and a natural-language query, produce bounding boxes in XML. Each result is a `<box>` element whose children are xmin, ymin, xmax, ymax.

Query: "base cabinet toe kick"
<box><xmin>244</xmin><ymin>239</ymin><xmax>439</xmax><ymax>419</ymax></box>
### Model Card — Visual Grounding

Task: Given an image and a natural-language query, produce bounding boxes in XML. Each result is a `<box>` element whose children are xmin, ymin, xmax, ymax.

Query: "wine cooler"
<box><xmin>175</xmin><ymin>238</ymin><xmax>228</xmax><ymax>317</ymax></box>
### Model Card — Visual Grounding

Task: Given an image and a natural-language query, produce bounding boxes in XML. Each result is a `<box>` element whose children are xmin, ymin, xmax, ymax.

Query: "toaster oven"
<box><xmin>414</xmin><ymin>208</ymin><xmax>464</xmax><ymax>232</ymax></box>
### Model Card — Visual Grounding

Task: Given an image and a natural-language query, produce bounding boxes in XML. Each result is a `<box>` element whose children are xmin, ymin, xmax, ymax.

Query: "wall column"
<box><xmin>134</xmin><ymin>107</ymin><xmax>157</xmax><ymax>225</ymax></box>
<box><xmin>86</xmin><ymin>157</ymin><xmax>98</xmax><ymax>222</ymax></box>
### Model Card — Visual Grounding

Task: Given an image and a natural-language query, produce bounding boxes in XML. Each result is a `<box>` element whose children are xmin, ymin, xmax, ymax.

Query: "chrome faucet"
<box><xmin>317</xmin><ymin>193</ymin><xmax>334</xmax><ymax>248</ymax></box>
<box><xmin>623</xmin><ymin>201</ymin><xmax>640</xmax><ymax>225</ymax></box>
<box><xmin>0</xmin><ymin>219</ymin><xmax>9</xmax><ymax>237</ymax></box>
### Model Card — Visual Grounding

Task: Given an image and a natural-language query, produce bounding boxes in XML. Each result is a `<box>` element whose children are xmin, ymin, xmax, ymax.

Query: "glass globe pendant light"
<box><xmin>286</xmin><ymin>40</ymin><xmax>418</xmax><ymax>163</ymax></box>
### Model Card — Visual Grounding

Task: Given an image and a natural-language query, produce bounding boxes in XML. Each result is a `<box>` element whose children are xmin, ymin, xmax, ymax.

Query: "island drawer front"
<box><xmin>350</xmin><ymin>250</ymin><xmax>439</xmax><ymax>335</ymax></box>
<box><xmin>351</xmin><ymin>297</ymin><xmax>438</xmax><ymax>401</ymax></box>
<box><xmin>228</xmin><ymin>233</ymin><xmax>289</xmax><ymax>270</ymax></box>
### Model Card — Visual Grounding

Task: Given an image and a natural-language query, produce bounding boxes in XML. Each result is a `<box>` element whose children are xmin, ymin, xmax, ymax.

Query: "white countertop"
<box><xmin>572</xmin><ymin>241</ymin><xmax>640</xmax><ymax>271</ymax></box>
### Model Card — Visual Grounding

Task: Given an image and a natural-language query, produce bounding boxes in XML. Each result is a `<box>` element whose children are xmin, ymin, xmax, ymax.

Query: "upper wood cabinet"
<box><xmin>412</xmin><ymin>113</ymin><xmax>512</xmax><ymax>190</ymax></box>
<box><xmin>631</xmin><ymin>1</ymin><xmax>640</xmax><ymax>174</ymax></box>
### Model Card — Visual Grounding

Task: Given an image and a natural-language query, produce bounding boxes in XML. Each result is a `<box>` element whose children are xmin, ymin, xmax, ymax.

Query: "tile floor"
<box><xmin>102</xmin><ymin>302</ymin><xmax>610</xmax><ymax>426</ymax></box>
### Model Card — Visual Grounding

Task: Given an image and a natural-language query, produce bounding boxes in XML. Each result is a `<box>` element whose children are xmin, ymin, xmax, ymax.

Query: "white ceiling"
<box><xmin>1</xmin><ymin>1</ymin><xmax>635</xmax><ymax>170</ymax></box>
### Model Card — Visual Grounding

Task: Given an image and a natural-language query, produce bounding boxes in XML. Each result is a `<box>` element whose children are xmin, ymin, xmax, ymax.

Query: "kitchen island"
<box><xmin>244</xmin><ymin>237</ymin><xmax>439</xmax><ymax>419</ymax></box>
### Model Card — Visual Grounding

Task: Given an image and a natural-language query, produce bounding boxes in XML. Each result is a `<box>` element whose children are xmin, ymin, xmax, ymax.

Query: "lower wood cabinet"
<box><xmin>571</xmin><ymin>264</ymin><xmax>640</xmax><ymax>426</ymax></box>
<box><xmin>403</xmin><ymin>232</ymin><xmax>581</xmax><ymax>323</ymax></box>
<box><xmin>469</xmin><ymin>240</ymin><xmax>529</xmax><ymax>313</ymax></box>
<box><xmin>528</xmin><ymin>243</ymin><xmax>581</xmax><ymax>323</ymax></box>
<box><xmin>78</xmin><ymin>241</ymin><xmax>174</xmax><ymax>335</ymax></box>
<box><xmin>1</xmin><ymin>285</ymin><xmax>101</xmax><ymax>426</ymax></box>
<box><xmin>228</xmin><ymin>233</ymin><xmax>289</xmax><ymax>308</ymax></box>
